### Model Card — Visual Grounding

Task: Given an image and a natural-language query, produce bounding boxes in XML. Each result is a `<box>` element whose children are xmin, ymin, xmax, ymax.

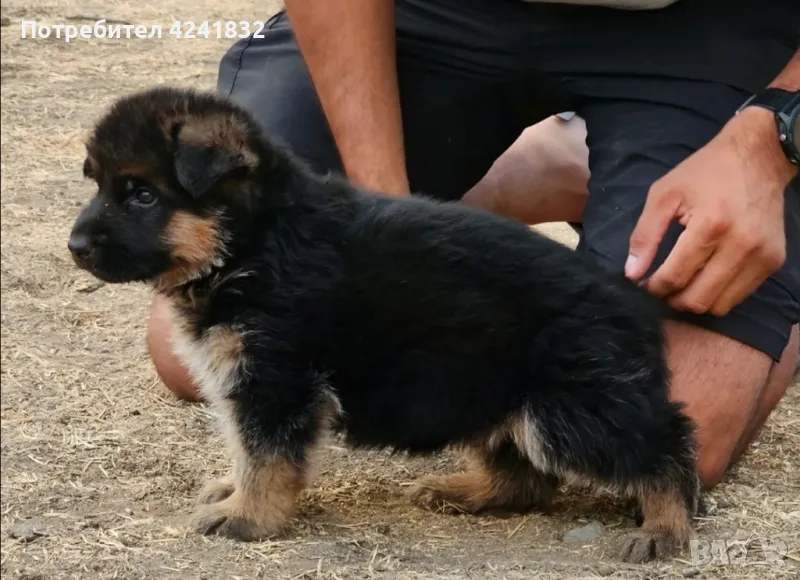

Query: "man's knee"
<box><xmin>147</xmin><ymin>294</ymin><xmax>199</xmax><ymax>401</ymax></box>
<box><xmin>696</xmin><ymin>448</ymin><xmax>731</xmax><ymax>490</ymax></box>
<box><xmin>662</xmin><ymin>321</ymin><xmax>774</xmax><ymax>490</ymax></box>
<box><xmin>462</xmin><ymin>115</ymin><xmax>590</xmax><ymax>224</ymax></box>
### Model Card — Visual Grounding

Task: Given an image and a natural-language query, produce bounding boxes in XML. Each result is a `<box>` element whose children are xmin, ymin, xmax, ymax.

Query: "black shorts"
<box><xmin>217</xmin><ymin>0</ymin><xmax>800</xmax><ymax>361</ymax></box>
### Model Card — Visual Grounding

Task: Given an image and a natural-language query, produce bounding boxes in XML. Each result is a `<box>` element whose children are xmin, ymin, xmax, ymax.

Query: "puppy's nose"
<box><xmin>68</xmin><ymin>233</ymin><xmax>93</xmax><ymax>259</ymax></box>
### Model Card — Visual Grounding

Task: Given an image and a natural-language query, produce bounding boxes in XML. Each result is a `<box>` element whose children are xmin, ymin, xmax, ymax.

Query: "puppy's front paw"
<box><xmin>196</xmin><ymin>477</ymin><xmax>235</xmax><ymax>505</ymax></box>
<box><xmin>618</xmin><ymin>530</ymin><xmax>686</xmax><ymax>563</ymax></box>
<box><xmin>189</xmin><ymin>495</ymin><xmax>287</xmax><ymax>542</ymax></box>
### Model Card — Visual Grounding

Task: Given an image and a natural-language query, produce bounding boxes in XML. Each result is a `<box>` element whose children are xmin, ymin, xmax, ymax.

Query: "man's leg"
<box><xmin>462</xmin><ymin>115</ymin><xmax>590</xmax><ymax>225</ymax></box>
<box><xmin>730</xmin><ymin>324</ymin><xmax>799</xmax><ymax>466</ymax></box>
<box><xmin>570</xmin><ymin>82</ymin><xmax>800</xmax><ymax>489</ymax></box>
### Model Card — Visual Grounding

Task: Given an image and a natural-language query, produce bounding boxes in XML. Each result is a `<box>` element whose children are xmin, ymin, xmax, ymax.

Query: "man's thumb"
<box><xmin>626</xmin><ymin>191</ymin><xmax>676</xmax><ymax>280</ymax></box>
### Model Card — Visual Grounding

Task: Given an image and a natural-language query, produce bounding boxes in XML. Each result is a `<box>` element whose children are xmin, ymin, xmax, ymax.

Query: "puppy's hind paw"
<box><xmin>195</xmin><ymin>477</ymin><xmax>235</xmax><ymax>505</ymax></box>
<box><xmin>617</xmin><ymin>530</ymin><xmax>686</xmax><ymax>563</ymax></box>
<box><xmin>409</xmin><ymin>475</ymin><xmax>477</xmax><ymax>515</ymax></box>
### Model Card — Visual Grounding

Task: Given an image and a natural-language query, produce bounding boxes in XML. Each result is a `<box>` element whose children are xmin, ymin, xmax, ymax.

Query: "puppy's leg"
<box><xmin>190</xmin><ymin>385</ymin><xmax>337</xmax><ymax>542</ymax></box>
<box><xmin>190</xmin><ymin>446</ymin><xmax>309</xmax><ymax>541</ymax></box>
<box><xmin>410</xmin><ymin>436</ymin><xmax>560</xmax><ymax>516</ymax></box>
<box><xmin>189</xmin><ymin>396</ymin><xmax>316</xmax><ymax>541</ymax></box>
<box><xmin>525</xmin><ymin>399</ymin><xmax>699</xmax><ymax>563</ymax></box>
<box><xmin>524</xmin><ymin>319</ymin><xmax>701</xmax><ymax>562</ymax></box>
<box><xmin>618</xmin><ymin>483</ymin><xmax>697</xmax><ymax>563</ymax></box>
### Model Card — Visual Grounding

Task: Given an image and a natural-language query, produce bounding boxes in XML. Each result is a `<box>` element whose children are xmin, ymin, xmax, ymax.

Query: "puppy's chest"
<box><xmin>166</xmin><ymin>299</ymin><xmax>247</xmax><ymax>402</ymax></box>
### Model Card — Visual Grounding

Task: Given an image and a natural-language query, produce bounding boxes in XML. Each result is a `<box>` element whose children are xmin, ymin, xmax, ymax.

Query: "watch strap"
<box><xmin>736</xmin><ymin>88</ymin><xmax>799</xmax><ymax>116</ymax></box>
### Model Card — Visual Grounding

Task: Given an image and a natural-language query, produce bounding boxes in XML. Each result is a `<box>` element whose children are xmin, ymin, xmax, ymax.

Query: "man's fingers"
<box><xmin>626</xmin><ymin>187</ymin><xmax>680</xmax><ymax>280</ymax></box>
<box><xmin>706</xmin><ymin>243</ymin><xmax>786</xmax><ymax>316</ymax></box>
<box><xmin>706</xmin><ymin>264</ymin><xmax>770</xmax><ymax>317</ymax></box>
<box><xmin>665</xmin><ymin>241</ymin><xmax>747</xmax><ymax>314</ymax></box>
<box><xmin>643</xmin><ymin>219</ymin><xmax>719</xmax><ymax>298</ymax></box>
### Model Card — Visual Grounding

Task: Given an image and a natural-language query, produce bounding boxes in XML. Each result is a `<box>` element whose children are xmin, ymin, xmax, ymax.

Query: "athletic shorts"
<box><xmin>217</xmin><ymin>0</ymin><xmax>800</xmax><ymax>361</ymax></box>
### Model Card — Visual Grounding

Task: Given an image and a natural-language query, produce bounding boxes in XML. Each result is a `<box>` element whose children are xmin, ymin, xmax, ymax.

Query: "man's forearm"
<box><xmin>284</xmin><ymin>0</ymin><xmax>410</xmax><ymax>195</ymax></box>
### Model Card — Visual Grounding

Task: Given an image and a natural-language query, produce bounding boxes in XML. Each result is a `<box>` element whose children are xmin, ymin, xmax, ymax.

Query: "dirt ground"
<box><xmin>1</xmin><ymin>1</ymin><xmax>798</xmax><ymax>578</ymax></box>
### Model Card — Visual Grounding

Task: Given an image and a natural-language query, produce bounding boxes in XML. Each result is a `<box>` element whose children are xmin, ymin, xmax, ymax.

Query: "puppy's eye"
<box><xmin>131</xmin><ymin>187</ymin><xmax>157</xmax><ymax>207</ymax></box>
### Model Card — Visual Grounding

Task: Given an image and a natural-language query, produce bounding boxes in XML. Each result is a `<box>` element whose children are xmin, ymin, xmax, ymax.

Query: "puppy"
<box><xmin>69</xmin><ymin>87</ymin><xmax>699</xmax><ymax>563</ymax></box>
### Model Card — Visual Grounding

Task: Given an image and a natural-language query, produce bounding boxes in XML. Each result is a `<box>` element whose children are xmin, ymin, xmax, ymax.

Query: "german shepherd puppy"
<box><xmin>69</xmin><ymin>87</ymin><xmax>699</xmax><ymax>563</ymax></box>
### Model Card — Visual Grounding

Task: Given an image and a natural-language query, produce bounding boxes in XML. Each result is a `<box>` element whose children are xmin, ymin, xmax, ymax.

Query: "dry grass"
<box><xmin>1</xmin><ymin>0</ymin><xmax>798</xmax><ymax>578</ymax></box>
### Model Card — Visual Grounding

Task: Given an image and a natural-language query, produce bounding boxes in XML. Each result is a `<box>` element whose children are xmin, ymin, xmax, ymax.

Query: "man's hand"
<box><xmin>625</xmin><ymin>107</ymin><xmax>797</xmax><ymax>317</ymax></box>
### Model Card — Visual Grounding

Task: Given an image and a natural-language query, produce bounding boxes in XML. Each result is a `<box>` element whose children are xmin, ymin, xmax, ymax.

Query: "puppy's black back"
<box><xmin>214</xmin><ymin>178</ymin><xmax>672</xmax><ymax>462</ymax></box>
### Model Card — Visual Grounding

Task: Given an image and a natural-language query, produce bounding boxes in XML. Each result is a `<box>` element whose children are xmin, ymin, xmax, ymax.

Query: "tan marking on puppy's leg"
<box><xmin>410</xmin><ymin>432</ymin><xmax>559</xmax><ymax>516</ymax></box>
<box><xmin>155</xmin><ymin>211</ymin><xmax>224</xmax><ymax>290</ymax></box>
<box><xmin>618</xmin><ymin>487</ymin><xmax>694</xmax><ymax>563</ymax></box>
<box><xmin>195</xmin><ymin>388</ymin><xmax>342</xmax><ymax>540</ymax></box>
<box><xmin>190</xmin><ymin>452</ymin><xmax>308</xmax><ymax>541</ymax></box>
<box><xmin>190</xmin><ymin>395</ymin><xmax>328</xmax><ymax>541</ymax></box>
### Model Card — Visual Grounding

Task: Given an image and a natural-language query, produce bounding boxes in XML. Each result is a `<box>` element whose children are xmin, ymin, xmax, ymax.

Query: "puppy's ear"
<box><xmin>174</xmin><ymin>142</ymin><xmax>250</xmax><ymax>198</ymax></box>
<box><xmin>172</xmin><ymin>118</ymin><xmax>259</xmax><ymax>198</ymax></box>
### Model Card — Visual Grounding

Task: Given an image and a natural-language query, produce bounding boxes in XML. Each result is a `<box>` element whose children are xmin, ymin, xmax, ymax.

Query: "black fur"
<box><xmin>69</xmin><ymin>87</ymin><xmax>699</xmax><ymax>561</ymax></box>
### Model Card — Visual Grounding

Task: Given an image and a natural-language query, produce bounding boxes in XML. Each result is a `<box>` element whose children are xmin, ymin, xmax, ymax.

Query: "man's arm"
<box><xmin>626</xmin><ymin>49</ymin><xmax>799</xmax><ymax>317</ymax></box>
<box><xmin>769</xmin><ymin>48</ymin><xmax>800</xmax><ymax>90</ymax></box>
<box><xmin>284</xmin><ymin>0</ymin><xmax>410</xmax><ymax>195</ymax></box>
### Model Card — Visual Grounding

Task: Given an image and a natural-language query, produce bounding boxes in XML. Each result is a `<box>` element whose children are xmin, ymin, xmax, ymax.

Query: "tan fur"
<box><xmin>619</xmin><ymin>487</ymin><xmax>694</xmax><ymax>562</ymax></box>
<box><xmin>166</xmin><ymin>211</ymin><xmax>220</xmax><ymax>264</ymax></box>
<box><xmin>410</xmin><ymin>437</ymin><xmax>556</xmax><ymax>516</ymax></box>
<box><xmin>189</xmin><ymin>394</ymin><xmax>330</xmax><ymax>540</ymax></box>
<box><xmin>156</xmin><ymin>211</ymin><xmax>224</xmax><ymax>290</ymax></box>
<box><xmin>177</xmin><ymin>114</ymin><xmax>259</xmax><ymax>168</ymax></box>
<box><xmin>639</xmin><ymin>488</ymin><xmax>693</xmax><ymax>541</ymax></box>
<box><xmin>190</xmin><ymin>454</ymin><xmax>308</xmax><ymax>541</ymax></box>
<box><xmin>205</xmin><ymin>325</ymin><xmax>244</xmax><ymax>373</ymax></box>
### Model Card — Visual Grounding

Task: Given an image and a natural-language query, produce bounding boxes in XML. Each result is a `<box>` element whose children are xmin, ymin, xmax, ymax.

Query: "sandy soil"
<box><xmin>1</xmin><ymin>1</ymin><xmax>798</xmax><ymax>578</ymax></box>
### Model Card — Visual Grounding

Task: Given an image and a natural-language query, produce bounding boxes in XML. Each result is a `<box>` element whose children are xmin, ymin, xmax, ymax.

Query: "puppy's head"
<box><xmin>68</xmin><ymin>87</ymin><xmax>272</xmax><ymax>288</ymax></box>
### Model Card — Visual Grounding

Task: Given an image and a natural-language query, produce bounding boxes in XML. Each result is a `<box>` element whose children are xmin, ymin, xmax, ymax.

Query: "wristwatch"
<box><xmin>737</xmin><ymin>88</ymin><xmax>800</xmax><ymax>166</ymax></box>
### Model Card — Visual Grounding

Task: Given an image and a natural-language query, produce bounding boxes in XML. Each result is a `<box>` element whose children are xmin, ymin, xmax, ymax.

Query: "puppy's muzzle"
<box><xmin>68</xmin><ymin>232</ymin><xmax>94</xmax><ymax>269</ymax></box>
